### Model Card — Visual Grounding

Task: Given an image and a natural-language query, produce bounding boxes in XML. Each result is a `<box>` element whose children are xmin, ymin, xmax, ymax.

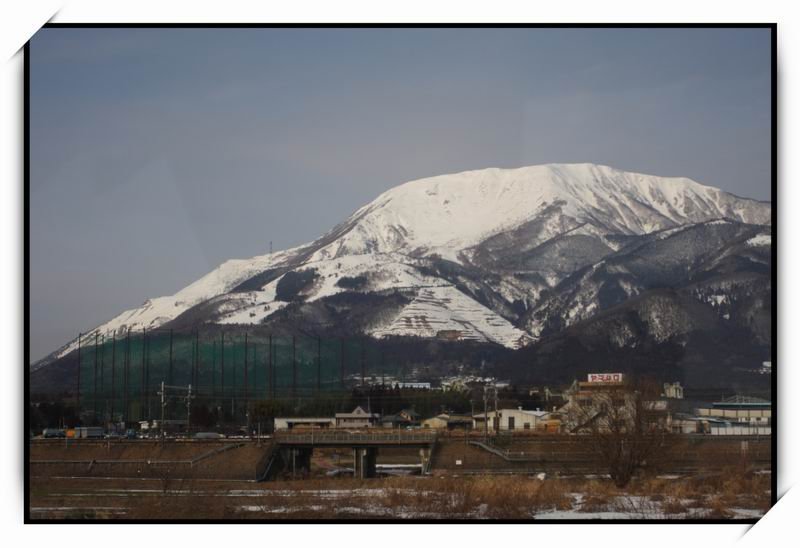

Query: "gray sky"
<box><xmin>29</xmin><ymin>27</ymin><xmax>772</xmax><ymax>361</ymax></box>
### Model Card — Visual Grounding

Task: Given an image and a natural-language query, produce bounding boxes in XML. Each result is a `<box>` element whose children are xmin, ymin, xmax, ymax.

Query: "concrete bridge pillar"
<box><xmin>353</xmin><ymin>447</ymin><xmax>378</xmax><ymax>479</ymax></box>
<box><xmin>419</xmin><ymin>448</ymin><xmax>431</xmax><ymax>472</ymax></box>
<box><xmin>282</xmin><ymin>447</ymin><xmax>313</xmax><ymax>478</ymax></box>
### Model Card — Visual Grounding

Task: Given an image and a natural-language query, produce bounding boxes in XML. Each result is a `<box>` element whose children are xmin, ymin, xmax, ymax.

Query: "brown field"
<box><xmin>28</xmin><ymin>436</ymin><xmax>771</xmax><ymax>520</ymax></box>
<box><xmin>28</xmin><ymin>469</ymin><xmax>771</xmax><ymax>520</ymax></box>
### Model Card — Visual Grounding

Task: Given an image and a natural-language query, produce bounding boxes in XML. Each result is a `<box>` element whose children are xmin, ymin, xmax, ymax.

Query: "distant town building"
<box><xmin>472</xmin><ymin>407</ymin><xmax>555</xmax><ymax>432</ymax></box>
<box><xmin>559</xmin><ymin>378</ymin><xmax>668</xmax><ymax>433</ymax></box>
<box><xmin>694</xmin><ymin>395</ymin><xmax>771</xmax><ymax>425</ymax></box>
<box><xmin>335</xmin><ymin>406</ymin><xmax>381</xmax><ymax>428</ymax></box>
<box><xmin>662</xmin><ymin>382</ymin><xmax>684</xmax><ymax>399</ymax></box>
<box><xmin>381</xmin><ymin>408</ymin><xmax>421</xmax><ymax>429</ymax></box>
<box><xmin>422</xmin><ymin>413</ymin><xmax>473</xmax><ymax>430</ymax></box>
<box><xmin>273</xmin><ymin>417</ymin><xmax>336</xmax><ymax>430</ymax></box>
<box><xmin>394</xmin><ymin>382</ymin><xmax>432</xmax><ymax>389</ymax></box>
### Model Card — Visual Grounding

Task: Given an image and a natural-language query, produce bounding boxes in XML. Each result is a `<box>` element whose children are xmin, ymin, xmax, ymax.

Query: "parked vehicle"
<box><xmin>75</xmin><ymin>426</ymin><xmax>104</xmax><ymax>439</ymax></box>
<box><xmin>194</xmin><ymin>432</ymin><xmax>225</xmax><ymax>439</ymax></box>
<box><xmin>42</xmin><ymin>428</ymin><xmax>65</xmax><ymax>438</ymax></box>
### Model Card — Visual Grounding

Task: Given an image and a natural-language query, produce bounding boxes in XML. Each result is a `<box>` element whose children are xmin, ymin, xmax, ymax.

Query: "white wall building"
<box><xmin>473</xmin><ymin>407</ymin><xmax>550</xmax><ymax>431</ymax></box>
<box><xmin>273</xmin><ymin>417</ymin><xmax>336</xmax><ymax>430</ymax></box>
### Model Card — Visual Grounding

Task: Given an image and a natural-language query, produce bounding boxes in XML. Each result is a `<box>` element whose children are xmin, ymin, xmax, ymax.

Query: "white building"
<box><xmin>662</xmin><ymin>382</ymin><xmax>684</xmax><ymax>399</ymax></box>
<box><xmin>473</xmin><ymin>407</ymin><xmax>550</xmax><ymax>431</ymax></box>
<box><xmin>273</xmin><ymin>417</ymin><xmax>336</xmax><ymax>430</ymax></box>
<box><xmin>335</xmin><ymin>406</ymin><xmax>381</xmax><ymax>428</ymax></box>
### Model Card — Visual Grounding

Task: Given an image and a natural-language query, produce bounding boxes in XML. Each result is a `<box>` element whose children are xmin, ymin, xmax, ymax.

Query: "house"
<box><xmin>694</xmin><ymin>395</ymin><xmax>771</xmax><ymax>425</ymax></box>
<box><xmin>380</xmin><ymin>408</ymin><xmax>421</xmax><ymax>429</ymax></box>
<box><xmin>472</xmin><ymin>407</ymin><xmax>556</xmax><ymax>432</ymax></box>
<box><xmin>335</xmin><ymin>406</ymin><xmax>381</xmax><ymax>428</ymax></box>
<box><xmin>662</xmin><ymin>382</ymin><xmax>684</xmax><ymax>399</ymax></box>
<box><xmin>422</xmin><ymin>413</ymin><xmax>473</xmax><ymax>430</ymax></box>
<box><xmin>273</xmin><ymin>417</ymin><xmax>336</xmax><ymax>430</ymax></box>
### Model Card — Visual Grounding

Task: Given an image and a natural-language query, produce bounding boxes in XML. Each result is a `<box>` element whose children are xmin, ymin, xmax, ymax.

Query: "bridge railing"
<box><xmin>275</xmin><ymin>430</ymin><xmax>437</xmax><ymax>445</ymax></box>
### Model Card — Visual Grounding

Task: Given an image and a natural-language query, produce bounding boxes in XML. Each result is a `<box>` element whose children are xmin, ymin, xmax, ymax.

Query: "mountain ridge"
<box><xmin>32</xmin><ymin>163</ymin><xmax>771</xmax><ymax>373</ymax></box>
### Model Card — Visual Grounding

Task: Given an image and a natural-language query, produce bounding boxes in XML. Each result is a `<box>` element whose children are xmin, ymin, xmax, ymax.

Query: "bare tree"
<box><xmin>566</xmin><ymin>377</ymin><xmax>670</xmax><ymax>487</ymax></box>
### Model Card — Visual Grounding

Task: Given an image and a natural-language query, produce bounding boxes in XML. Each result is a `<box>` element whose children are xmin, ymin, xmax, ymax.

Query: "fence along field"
<box><xmin>70</xmin><ymin>329</ymin><xmax>397</xmax><ymax>425</ymax></box>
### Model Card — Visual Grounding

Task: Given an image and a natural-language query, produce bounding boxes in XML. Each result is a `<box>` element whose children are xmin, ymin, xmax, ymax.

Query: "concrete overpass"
<box><xmin>258</xmin><ymin>431</ymin><xmax>438</xmax><ymax>480</ymax></box>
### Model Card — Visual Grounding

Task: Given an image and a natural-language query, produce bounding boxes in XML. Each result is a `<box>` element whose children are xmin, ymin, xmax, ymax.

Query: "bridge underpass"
<box><xmin>258</xmin><ymin>431</ymin><xmax>438</xmax><ymax>480</ymax></box>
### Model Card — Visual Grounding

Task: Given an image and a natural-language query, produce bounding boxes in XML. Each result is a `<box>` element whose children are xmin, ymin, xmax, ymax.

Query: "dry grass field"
<box><xmin>29</xmin><ymin>466</ymin><xmax>771</xmax><ymax>520</ymax></box>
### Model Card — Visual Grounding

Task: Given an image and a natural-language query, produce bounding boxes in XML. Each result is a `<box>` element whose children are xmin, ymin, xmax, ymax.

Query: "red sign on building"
<box><xmin>587</xmin><ymin>373</ymin><xmax>624</xmax><ymax>383</ymax></box>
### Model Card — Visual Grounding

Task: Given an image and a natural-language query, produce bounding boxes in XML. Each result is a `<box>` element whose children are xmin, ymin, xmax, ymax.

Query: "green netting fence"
<box><xmin>74</xmin><ymin>329</ymin><xmax>402</xmax><ymax>423</ymax></box>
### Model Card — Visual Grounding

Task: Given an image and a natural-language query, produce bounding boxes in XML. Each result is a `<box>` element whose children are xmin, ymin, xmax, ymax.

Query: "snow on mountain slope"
<box><xmin>40</xmin><ymin>163</ymin><xmax>770</xmax><ymax>365</ymax></box>
<box><xmin>214</xmin><ymin>253</ymin><xmax>444</xmax><ymax>324</ymax></box>
<box><xmin>44</xmin><ymin>245</ymin><xmax>306</xmax><ymax>364</ymax></box>
<box><xmin>306</xmin><ymin>163</ymin><xmax>770</xmax><ymax>262</ymax></box>
<box><xmin>370</xmin><ymin>285</ymin><xmax>529</xmax><ymax>348</ymax></box>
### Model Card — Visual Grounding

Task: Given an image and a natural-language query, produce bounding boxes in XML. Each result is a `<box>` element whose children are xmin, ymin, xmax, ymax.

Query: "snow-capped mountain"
<box><xmin>34</xmin><ymin>163</ymin><xmax>771</xmax><ymax>372</ymax></box>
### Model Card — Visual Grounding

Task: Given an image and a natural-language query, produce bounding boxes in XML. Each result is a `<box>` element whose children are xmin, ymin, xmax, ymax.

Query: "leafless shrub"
<box><xmin>566</xmin><ymin>377</ymin><xmax>671</xmax><ymax>488</ymax></box>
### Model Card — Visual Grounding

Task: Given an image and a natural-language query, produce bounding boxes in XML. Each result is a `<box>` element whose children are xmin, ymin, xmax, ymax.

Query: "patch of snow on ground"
<box><xmin>746</xmin><ymin>234</ymin><xmax>771</xmax><ymax>247</ymax></box>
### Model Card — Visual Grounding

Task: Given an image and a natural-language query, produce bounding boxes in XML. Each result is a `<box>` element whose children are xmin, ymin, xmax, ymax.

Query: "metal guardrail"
<box><xmin>274</xmin><ymin>431</ymin><xmax>438</xmax><ymax>445</ymax></box>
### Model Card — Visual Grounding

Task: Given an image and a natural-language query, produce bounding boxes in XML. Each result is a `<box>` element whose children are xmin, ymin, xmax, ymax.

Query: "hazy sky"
<box><xmin>29</xmin><ymin>27</ymin><xmax>772</xmax><ymax>361</ymax></box>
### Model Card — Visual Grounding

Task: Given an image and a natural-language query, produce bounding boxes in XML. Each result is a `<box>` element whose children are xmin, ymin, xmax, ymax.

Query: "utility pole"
<box><xmin>493</xmin><ymin>383</ymin><xmax>499</xmax><ymax>436</ymax></box>
<box><xmin>469</xmin><ymin>400</ymin><xmax>475</xmax><ymax>445</ymax></box>
<box><xmin>185</xmin><ymin>384</ymin><xmax>195</xmax><ymax>434</ymax></box>
<box><xmin>317</xmin><ymin>336</ymin><xmax>321</xmax><ymax>394</ymax></box>
<box><xmin>483</xmin><ymin>385</ymin><xmax>488</xmax><ymax>443</ymax></box>
<box><xmin>159</xmin><ymin>381</ymin><xmax>166</xmax><ymax>440</ymax></box>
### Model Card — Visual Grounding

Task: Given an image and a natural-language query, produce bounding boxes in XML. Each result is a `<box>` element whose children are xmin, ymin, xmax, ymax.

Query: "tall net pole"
<box><xmin>211</xmin><ymin>339</ymin><xmax>216</xmax><ymax>405</ymax></box>
<box><xmin>124</xmin><ymin>329</ymin><xmax>131</xmax><ymax>424</ymax></box>
<box><xmin>244</xmin><ymin>332</ymin><xmax>249</xmax><ymax>404</ymax></box>
<box><xmin>141</xmin><ymin>328</ymin><xmax>146</xmax><ymax>423</ymax></box>
<box><xmin>168</xmin><ymin>329</ymin><xmax>174</xmax><ymax>386</ymax></box>
<box><xmin>220</xmin><ymin>331</ymin><xmax>225</xmax><ymax>414</ymax></box>
<box><xmin>340</xmin><ymin>338</ymin><xmax>345</xmax><ymax>390</ymax></box>
<box><xmin>93</xmin><ymin>332</ymin><xmax>99</xmax><ymax>419</ymax></box>
<box><xmin>76</xmin><ymin>332</ymin><xmax>82</xmax><ymax>422</ymax></box>
<box><xmin>268</xmin><ymin>334</ymin><xmax>273</xmax><ymax>400</ymax></box>
<box><xmin>110</xmin><ymin>333</ymin><xmax>116</xmax><ymax>424</ymax></box>
<box><xmin>317</xmin><ymin>336</ymin><xmax>321</xmax><ymax>394</ymax></box>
